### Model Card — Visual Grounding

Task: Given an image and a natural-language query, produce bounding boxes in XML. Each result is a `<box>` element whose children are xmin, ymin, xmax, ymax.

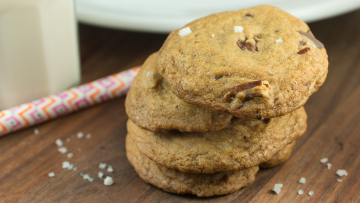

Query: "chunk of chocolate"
<box><xmin>298</xmin><ymin>47</ymin><xmax>310</xmax><ymax>54</ymax></box>
<box><xmin>299</xmin><ymin>31</ymin><xmax>325</xmax><ymax>48</ymax></box>
<box><xmin>244</xmin><ymin>93</ymin><xmax>263</xmax><ymax>102</ymax></box>
<box><xmin>214</xmin><ymin>75</ymin><xmax>223</xmax><ymax>80</ymax></box>
<box><xmin>237</xmin><ymin>40</ymin><xmax>257</xmax><ymax>52</ymax></box>
<box><xmin>245</xmin><ymin>14</ymin><xmax>254</xmax><ymax>17</ymax></box>
<box><xmin>231</xmin><ymin>81</ymin><xmax>262</xmax><ymax>92</ymax></box>
<box><xmin>224</xmin><ymin>93</ymin><xmax>236</xmax><ymax>103</ymax></box>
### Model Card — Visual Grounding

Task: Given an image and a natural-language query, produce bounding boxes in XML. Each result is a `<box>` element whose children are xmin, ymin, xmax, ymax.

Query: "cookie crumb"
<box><xmin>298</xmin><ymin>189</ymin><xmax>304</xmax><ymax>195</ymax></box>
<box><xmin>48</xmin><ymin>172</ymin><xmax>55</xmax><ymax>177</ymax></box>
<box><xmin>276</xmin><ymin>38</ymin><xmax>283</xmax><ymax>43</ymax></box>
<box><xmin>58</xmin><ymin>147</ymin><xmax>67</xmax><ymax>154</ymax></box>
<box><xmin>99</xmin><ymin>163</ymin><xmax>107</xmax><ymax>169</ymax></box>
<box><xmin>299</xmin><ymin>177</ymin><xmax>306</xmax><ymax>184</ymax></box>
<box><xmin>272</xmin><ymin>183</ymin><xmax>283</xmax><ymax>195</ymax></box>
<box><xmin>336</xmin><ymin>169</ymin><xmax>347</xmax><ymax>177</ymax></box>
<box><xmin>320</xmin><ymin>158</ymin><xmax>328</xmax><ymax>163</ymax></box>
<box><xmin>104</xmin><ymin>176</ymin><xmax>114</xmax><ymax>186</ymax></box>
<box><xmin>269</xmin><ymin>71</ymin><xmax>275</xmax><ymax>75</ymax></box>
<box><xmin>327</xmin><ymin>163</ymin><xmax>332</xmax><ymax>170</ymax></box>
<box><xmin>146</xmin><ymin>71</ymin><xmax>153</xmax><ymax>77</ymax></box>
<box><xmin>337</xmin><ymin>179</ymin><xmax>342</xmax><ymax>182</ymax></box>
<box><xmin>107</xmin><ymin>165</ymin><xmax>114</xmax><ymax>173</ymax></box>
<box><xmin>234</xmin><ymin>26</ymin><xmax>244</xmax><ymax>33</ymax></box>
<box><xmin>212</xmin><ymin>34</ymin><xmax>215</xmax><ymax>37</ymax></box>
<box><xmin>85</xmin><ymin>133</ymin><xmax>91</xmax><ymax>139</ymax></box>
<box><xmin>308</xmin><ymin>191</ymin><xmax>314</xmax><ymax>196</ymax></box>
<box><xmin>55</xmin><ymin>139</ymin><xmax>63</xmax><ymax>147</ymax></box>
<box><xmin>178</xmin><ymin>27</ymin><xmax>192</xmax><ymax>38</ymax></box>
<box><xmin>77</xmin><ymin>132</ymin><xmax>84</xmax><ymax>139</ymax></box>
<box><xmin>98</xmin><ymin>171</ymin><xmax>104</xmax><ymax>178</ymax></box>
<box><xmin>34</xmin><ymin>128</ymin><xmax>39</xmax><ymax>134</ymax></box>
<box><xmin>67</xmin><ymin>153</ymin><xmax>73</xmax><ymax>158</ymax></box>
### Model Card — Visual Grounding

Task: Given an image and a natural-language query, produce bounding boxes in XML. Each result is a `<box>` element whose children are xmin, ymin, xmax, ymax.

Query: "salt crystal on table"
<box><xmin>107</xmin><ymin>165</ymin><xmax>113</xmax><ymax>173</ymax></box>
<box><xmin>104</xmin><ymin>176</ymin><xmax>114</xmax><ymax>186</ymax></box>
<box><xmin>48</xmin><ymin>172</ymin><xmax>55</xmax><ymax>177</ymax></box>
<box><xmin>320</xmin><ymin>158</ymin><xmax>328</xmax><ymax>163</ymax></box>
<box><xmin>58</xmin><ymin>147</ymin><xmax>67</xmax><ymax>154</ymax></box>
<box><xmin>77</xmin><ymin>132</ymin><xmax>84</xmax><ymax>139</ymax></box>
<box><xmin>98</xmin><ymin>171</ymin><xmax>104</xmax><ymax>178</ymax></box>
<box><xmin>299</xmin><ymin>177</ymin><xmax>306</xmax><ymax>184</ymax></box>
<box><xmin>99</xmin><ymin>163</ymin><xmax>107</xmax><ymax>169</ymax></box>
<box><xmin>55</xmin><ymin>139</ymin><xmax>63</xmax><ymax>147</ymax></box>
<box><xmin>336</xmin><ymin>169</ymin><xmax>347</xmax><ymax>177</ymax></box>
<box><xmin>272</xmin><ymin>183</ymin><xmax>283</xmax><ymax>195</ymax></box>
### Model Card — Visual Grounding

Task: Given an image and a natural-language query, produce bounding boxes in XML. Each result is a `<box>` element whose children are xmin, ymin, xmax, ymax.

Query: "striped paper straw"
<box><xmin>0</xmin><ymin>66</ymin><xmax>140</xmax><ymax>137</ymax></box>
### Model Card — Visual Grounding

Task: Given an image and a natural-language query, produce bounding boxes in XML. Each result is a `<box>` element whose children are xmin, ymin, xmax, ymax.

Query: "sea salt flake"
<box><xmin>83</xmin><ymin>174</ymin><xmax>90</xmax><ymax>180</ymax></box>
<box><xmin>58</xmin><ymin>147</ymin><xmax>67</xmax><ymax>154</ymax></box>
<box><xmin>34</xmin><ymin>128</ymin><xmax>39</xmax><ymax>134</ymax></box>
<box><xmin>77</xmin><ymin>132</ymin><xmax>84</xmax><ymax>139</ymax></box>
<box><xmin>98</xmin><ymin>171</ymin><xmax>104</xmax><ymax>178</ymax></box>
<box><xmin>337</xmin><ymin>179</ymin><xmax>342</xmax><ymax>182</ymax></box>
<box><xmin>104</xmin><ymin>176</ymin><xmax>114</xmax><ymax>186</ymax></box>
<box><xmin>276</xmin><ymin>38</ymin><xmax>283</xmax><ymax>43</ymax></box>
<box><xmin>55</xmin><ymin>139</ymin><xmax>63</xmax><ymax>147</ymax></box>
<box><xmin>85</xmin><ymin>133</ymin><xmax>91</xmax><ymax>139</ymax></box>
<box><xmin>178</xmin><ymin>27</ymin><xmax>192</xmax><ymax>38</ymax></box>
<box><xmin>336</xmin><ymin>169</ymin><xmax>347</xmax><ymax>177</ymax></box>
<box><xmin>211</xmin><ymin>34</ymin><xmax>215</xmax><ymax>38</ymax></box>
<box><xmin>308</xmin><ymin>191</ymin><xmax>314</xmax><ymax>196</ymax></box>
<box><xmin>67</xmin><ymin>153</ymin><xmax>73</xmax><ymax>158</ymax></box>
<box><xmin>298</xmin><ymin>189</ymin><xmax>304</xmax><ymax>195</ymax></box>
<box><xmin>99</xmin><ymin>163</ymin><xmax>107</xmax><ymax>169</ymax></box>
<box><xmin>48</xmin><ymin>172</ymin><xmax>55</xmax><ymax>177</ymax></box>
<box><xmin>299</xmin><ymin>177</ymin><xmax>306</xmax><ymax>184</ymax></box>
<box><xmin>327</xmin><ymin>163</ymin><xmax>332</xmax><ymax>170</ymax></box>
<box><xmin>107</xmin><ymin>165</ymin><xmax>114</xmax><ymax>173</ymax></box>
<box><xmin>146</xmin><ymin>71</ymin><xmax>153</xmax><ymax>77</ymax></box>
<box><xmin>234</xmin><ymin>26</ymin><xmax>244</xmax><ymax>33</ymax></box>
<box><xmin>320</xmin><ymin>158</ymin><xmax>328</xmax><ymax>163</ymax></box>
<box><xmin>272</xmin><ymin>183</ymin><xmax>283</xmax><ymax>195</ymax></box>
<box><xmin>269</xmin><ymin>71</ymin><xmax>275</xmax><ymax>75</ymax></box>
<box><xmin>62</xmin><ymin>161</ymin><xmax>70</xmax><ymax>169</ymax></box>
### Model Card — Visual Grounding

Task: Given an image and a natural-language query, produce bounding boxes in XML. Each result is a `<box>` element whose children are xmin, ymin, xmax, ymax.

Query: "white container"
<box><xmin>0</xmin><ymin>0</ymin><xmax>80</xmax><ymax>110</ymax></box>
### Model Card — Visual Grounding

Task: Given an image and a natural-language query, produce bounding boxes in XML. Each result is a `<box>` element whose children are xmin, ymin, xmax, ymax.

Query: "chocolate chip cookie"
<box><xmin>157</xmin><ymin>5</ymin><xmax>328</xmax><ymax>119</ymax></box>
<box><xmin>126</xmin><ymin>136</ymin><xmax>258</xmax><ymax>197</ymax></box>
<box><xmin>126</xmin><ymin>52</ymin><xmax>242</xmax><ymax>132</ymax></box>
<box><xmin>127</xmin><ymin>107</ymin><xmax>307</xmax><ymax>173</ymax></box>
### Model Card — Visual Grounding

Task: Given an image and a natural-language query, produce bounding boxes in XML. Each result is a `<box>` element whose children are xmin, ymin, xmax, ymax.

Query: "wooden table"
<box><xmin>1</xmin><ymin>9</ymin><xmax>360</xmax><ymax>203</ymax></box>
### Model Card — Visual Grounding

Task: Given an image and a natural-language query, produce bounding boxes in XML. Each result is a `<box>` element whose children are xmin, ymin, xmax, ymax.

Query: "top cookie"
<box><xmin>157</xmin><ymin>5</ymin><xmax>328</xmax><ymax>119</ymax></box>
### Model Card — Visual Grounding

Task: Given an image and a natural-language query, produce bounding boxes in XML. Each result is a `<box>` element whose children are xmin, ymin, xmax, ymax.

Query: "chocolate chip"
<box><xmin>299</xmin><ymin>31</ymin><xmax>325</xmax><ymax>48</ymax></box>
<box><xmin>214</xmin><ymin>75</ymin><xmax>223</xmax><ymax>80</ymax></box>
<box><xmin>175</xmin><ymin>105</ymin><xmax>179</xmax><ymax>109</ymax></box>
<box><xmin>298</xmin><ymin>47</ymin><xmax>310</xmax><ymax>54</ymax></box>
<box><xmin>299</xmin><ymin>41</ymin><xmax>306</xmax><ymax>46</ymax></box>
<box><xmin>305</xmin><ymin>82</ymin><xmax>311</xmax><ymax>88</ymax></box>
<box><xmin>224</xmin><ymin>94</ymin><xmax>236</xmax><ymax>103</ymax></box>
<box><xmin>237</xmin><ymin>40</ymin><xmax>258</xmax><ymax>52</ymax></box>
<box><xmin>275</xmin><ymin>30</ymin><xmax>280</xmax><ymax>33</ymax></box>
<box><xmin>245</xmin><ymin>14</ymin><xmax>254</xmax><ymax>17</ymax></box>
<box><xmin>244</xmin><ymin>93</ymin><xmax>263</xmax><ymax>102</ymax></box>
<box><xmin>230</xmin><ymin>81</ymin><xmax>262</xmax><ymax>92</ymax></box>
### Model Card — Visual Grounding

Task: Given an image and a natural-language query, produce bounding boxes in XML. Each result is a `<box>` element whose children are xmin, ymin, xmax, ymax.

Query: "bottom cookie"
<box><xmin>260</xmin><ymin>141</ymin><xmax>296</xmax><ymax>168</ymax></box>
<box><xmin>126</xmin><ymin>135</ymin><xmax>258</xmax><ymax>197</ymax></box>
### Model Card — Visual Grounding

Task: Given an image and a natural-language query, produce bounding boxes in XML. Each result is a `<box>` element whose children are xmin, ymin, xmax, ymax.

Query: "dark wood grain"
<box><xmin>1</xmin><ymin>9</ymin><xmax>360</xmax><ymax>203</ymax></box>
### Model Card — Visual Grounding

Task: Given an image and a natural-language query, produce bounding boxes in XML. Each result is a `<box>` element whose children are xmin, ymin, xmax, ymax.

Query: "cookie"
<box><xmin>127</xmin><ymin>107</ymin><xmax>307</xmax><ymax>173</ymax></box>
<box><xmin>126</xmin><ymin>52</ymin><xmax>242</xmax><ymax>132</ymax></box>
<box><xmin>157</xmin><ymin>5</ymin><xmax>328</xmax><ymax>119</ymax></box>
<box><xmin>260</xmin><ymin>141</ymin><xmax>296</xmax><ymax>168</ymax></box>
<box><xmin>126</xmin><ymin>135</ymin><xmax>258</xmax><ymax>197</ymax></box>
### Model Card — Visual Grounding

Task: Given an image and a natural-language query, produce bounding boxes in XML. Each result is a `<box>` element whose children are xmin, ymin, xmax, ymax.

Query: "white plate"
<box><xmin>75</xmin><ymin>0</ymin><xmax>360</xmax><ymax>33</ymax></box>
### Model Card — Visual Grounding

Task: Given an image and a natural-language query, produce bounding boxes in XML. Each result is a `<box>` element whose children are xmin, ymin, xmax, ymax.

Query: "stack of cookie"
<box><xmin>125</xmin><ymin>5</ymin><xmax>328</xmax><ymax>197</ymax></box>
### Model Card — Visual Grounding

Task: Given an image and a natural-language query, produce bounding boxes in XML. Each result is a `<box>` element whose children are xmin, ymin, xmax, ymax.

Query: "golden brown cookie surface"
<box><xmin>126</xmin><ymin>136</ymin><xmax>258</xmax><ymax>197</ymax></box>
<box><xmin>128</xmin><ymin>107</ymin><xmax>307</xmax><ymax>173</ymax></box>
<box><xmin>260</xmin><ymin>141</ymin><xmax>296</xmax><ymax>168</ymax></box>
<box><xmin>157</xmin><ymin>5</ymin><xmax>328</xmax><ymax>119</ymax></box>
<box><xmin>126</xmin><ymin>52</ymin><xmax>242</xmax><ymax>132</ymax></box>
